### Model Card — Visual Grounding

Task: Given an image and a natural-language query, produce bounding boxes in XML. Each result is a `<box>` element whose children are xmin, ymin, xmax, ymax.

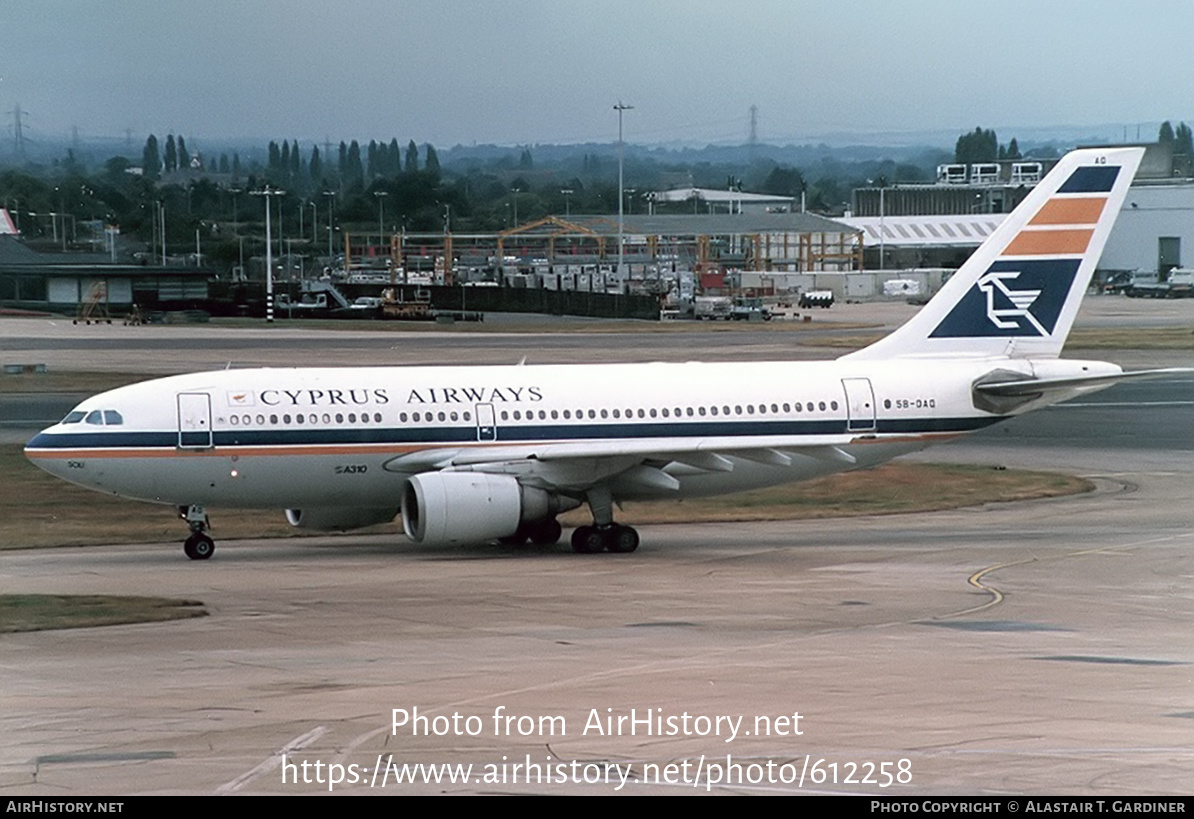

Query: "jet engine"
<box><xmin>401</xmin><ymin>472</ymin><xmax>575</xmax><ymax>545</ymax></box>
<box><xmin>285</xmin><ymin>507</ymin><xmax>399</xmax><ymax>531</ymax></box>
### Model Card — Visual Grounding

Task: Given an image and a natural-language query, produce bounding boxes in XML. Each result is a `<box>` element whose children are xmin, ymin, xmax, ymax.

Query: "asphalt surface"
<box><xmin>1</xmin><ymin>301</ymin><xmax>1193</xmax><ymax>795</ymax></box>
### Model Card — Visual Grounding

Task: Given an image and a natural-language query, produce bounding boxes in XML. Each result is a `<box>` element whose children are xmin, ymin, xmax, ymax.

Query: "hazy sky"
<box><xmin>3</xmin><ymin>1</ymin><xmax>1192</xmax><ymax>150</ymax></box>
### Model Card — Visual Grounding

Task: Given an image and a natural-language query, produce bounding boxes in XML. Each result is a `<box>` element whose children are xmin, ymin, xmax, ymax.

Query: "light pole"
<box><xmin>323</xmin><ymin>191</ymin><xmax>335</xmax><ymax>266</ymax></box>
<box><xmin>561</xmin><ymin>188</ymin><xmax>573</xmax><ymax>217</ymax></box>
<box><xmin>614</xmin><ymin>101</ymin><xmax>633</xmax><ymax>279</ymax></box>
<box><xmin>879</xmin><ymin>184</ymin><xmax>885</xmax><ymax>271</ymax></box>
<box><xmin>229</xmin><ymin>186</ymin><xmax>242</xmax><ymax>275</ymax></box>
<box><xmin>374</xmin><ymin>190</ymin><xmax>388</xmax><ymax>247</ymax></box>
<box><xmin>229</xmin><ymin>187</ymin><xmax>241</xmax><ymax>236</ymax></box>
<box><xmin>276</xmin><ymin>195</ymin><xmax>283</xmax><ymax>274</ymax></box>
<box><xmin>252</xmin><ymin>187</ymin><xmax>285</xmax><ymax>322</ymax></box>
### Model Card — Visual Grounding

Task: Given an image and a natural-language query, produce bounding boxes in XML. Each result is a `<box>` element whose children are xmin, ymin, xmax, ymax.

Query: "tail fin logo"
<box><xmin>930</xmin><ymin>259</ymin><xmax>1080</xmax><ymax>339</ymax></box>
<box><xmin>977</xmin><ymin>270</ymin><xmax>1046</xmax><ymax>335</ymax></box>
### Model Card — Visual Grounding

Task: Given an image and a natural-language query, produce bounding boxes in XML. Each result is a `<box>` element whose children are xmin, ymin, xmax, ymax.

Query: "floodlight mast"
<box><xmin>615</xmin><ymin>101</ymin><xmax>633</xmax><ymax>281</ymax></box>
<box><xmin>251</xmin><ymin>187</ymin><xmax>285</xmax><ymax>323</ymax></box>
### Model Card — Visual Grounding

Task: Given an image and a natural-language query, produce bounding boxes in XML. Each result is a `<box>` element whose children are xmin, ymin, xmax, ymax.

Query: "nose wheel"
<box><xmin>180</xmin><ymin>504</ymin><xmax>215</xmax><ymax>560</ymax></box>
<box><xmin>184</xmin><ymin>532</ymin><xmax>215</xmax><ymax>560</ymax></box>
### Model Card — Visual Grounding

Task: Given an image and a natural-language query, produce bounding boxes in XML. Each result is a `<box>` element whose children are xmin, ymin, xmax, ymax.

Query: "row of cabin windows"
<box><xmin>228</xmin><ymin>412</ymin><xmax>384</xmax><ymax>426</ymax></box>
<box><xmin>227</xmin><ymin>411</ymin><xmax>471</xmax><ymax>426</ymax></box>
<box><xmin>498</xmin><ymin>401</ymin><xmax>838</xmax><ymax>423</ymax></box>
<box><xmin>222</xmin><ymin>400</ymin><xmax>844</xmax><ymax>429</ymax></box>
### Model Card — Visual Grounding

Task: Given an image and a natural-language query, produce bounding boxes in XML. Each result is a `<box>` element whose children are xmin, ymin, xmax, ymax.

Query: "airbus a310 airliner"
<box><xmin>26</xmin><ymin>147</ymin><xmax>1171</xmax><ymax>559</ymax></box>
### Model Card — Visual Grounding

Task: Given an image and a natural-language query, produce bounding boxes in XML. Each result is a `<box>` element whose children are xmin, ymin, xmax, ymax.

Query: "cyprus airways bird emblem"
<box><xmin>976</xmin><ymin>269</ymin><xmax>1047</xmax><ymax>335</ymax></box>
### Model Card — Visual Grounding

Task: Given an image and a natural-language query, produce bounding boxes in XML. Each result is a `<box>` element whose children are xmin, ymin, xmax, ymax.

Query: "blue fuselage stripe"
<box><xmin>27</xmin><ymin>416</ymin><xmax>1002</xmax><ymax>451</ymax></box>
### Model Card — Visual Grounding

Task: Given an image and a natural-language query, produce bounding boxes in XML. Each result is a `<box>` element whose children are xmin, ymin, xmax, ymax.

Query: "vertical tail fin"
<box><xmin>844</xmin><ymin>146</ymin><xmax>1145</xmax><ymax>360</ymax></box>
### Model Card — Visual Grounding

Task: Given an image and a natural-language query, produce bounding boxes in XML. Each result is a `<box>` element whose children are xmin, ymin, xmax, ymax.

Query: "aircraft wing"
<box><xmin>383</xmin><ymin>437</ymin><xmax>862</xmax><ymax>494</ymax></box>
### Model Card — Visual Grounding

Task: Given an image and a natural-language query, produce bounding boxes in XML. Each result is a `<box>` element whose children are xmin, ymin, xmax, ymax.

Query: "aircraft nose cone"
<box><xmin>24</xmin><ymin>431</ymin><xmax>68</xmax><ymax>478</ymax></box>
<box><xmin>25</xmin><ymin>430</ymin><xmax>53</xmax><ymax>450</ymax></box>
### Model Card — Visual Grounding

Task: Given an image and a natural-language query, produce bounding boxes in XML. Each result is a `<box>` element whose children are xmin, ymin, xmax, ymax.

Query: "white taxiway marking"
<box><xmin>216</xmin><ymin>725</ymin><xmax>329</xmax><ymax>794</ymax></box>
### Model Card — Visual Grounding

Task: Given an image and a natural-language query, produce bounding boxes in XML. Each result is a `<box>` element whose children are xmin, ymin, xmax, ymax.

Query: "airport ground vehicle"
<box><xmin>798</xmin><ymin>291</ymin><xmax>834</xmax><ymax>309</ymax></box>
<box><xmin>1125</xmin><ymin>268</ymin><xmax>1194</xmax><ymax>298</ymax></box>
<box><xmin>730</xmin><ymin>297</ymin><xmax>771</xmax><ymax>321</ymax></box>
<box><xmin>693</xmin><ymin>296</ymin><xmax>732</xmax><ymax>320</ymax></box>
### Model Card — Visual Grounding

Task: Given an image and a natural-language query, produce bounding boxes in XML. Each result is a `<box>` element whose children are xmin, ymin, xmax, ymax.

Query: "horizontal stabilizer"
<box><xmin>974</xmin><ymin>367</ymin><xmax>1192</xmax><ymax>397</ymax></box>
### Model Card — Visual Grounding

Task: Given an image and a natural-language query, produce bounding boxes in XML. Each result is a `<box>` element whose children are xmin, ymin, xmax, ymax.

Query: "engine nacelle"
<box><xmin>285</xmin><ymin>507</ymin><xmax>398</xmax><ymax>531</ymax></box>
<box><xmin>402</xmin><ymin>472</ymin><xmax>570</xmax><ymax>545</ymax></box>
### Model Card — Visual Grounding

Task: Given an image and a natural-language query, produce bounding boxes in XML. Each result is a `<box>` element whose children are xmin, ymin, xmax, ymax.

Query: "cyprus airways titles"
<box><xmin>249</xmin><ymin>385</ymin><xmax>544</xmax><ymax>407</ymax></box>
<box><xmin>26</xmin><ymin>147</ymin><xmax>1167</xmax><ymax>560</ymax></box>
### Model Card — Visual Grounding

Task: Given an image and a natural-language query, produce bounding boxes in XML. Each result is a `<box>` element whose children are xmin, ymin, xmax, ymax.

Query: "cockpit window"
<box><xmin>66</xmin><ymin>409</ymin><xmax>123</xmax><ymax>426</ymax></box>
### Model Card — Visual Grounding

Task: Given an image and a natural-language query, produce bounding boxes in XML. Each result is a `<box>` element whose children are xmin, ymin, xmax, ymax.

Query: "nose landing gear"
<box><xmin>180</xmin><ymin>505</ymin><xmax>215</xmax><ymax>560</ymax></box>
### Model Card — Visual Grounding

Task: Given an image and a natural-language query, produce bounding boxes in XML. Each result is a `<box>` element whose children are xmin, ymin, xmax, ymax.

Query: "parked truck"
<box><xmin>798</xmin><ymin>290</ymin><xmax>835</xmax><ymax>309</ymax></box>
<box><xmin>1125</xmin><ymin>268</ymin><xmax>1194</xmax><ymax>298</ymax></box>
<box><xmin>730</xmin><ymin>296</ymin><xmax>772</xmax><ymax>321</ymax></box>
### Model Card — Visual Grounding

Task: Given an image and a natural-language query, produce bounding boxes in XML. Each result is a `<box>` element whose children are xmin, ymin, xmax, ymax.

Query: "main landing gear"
<box><xmin>570</xmin><ymin>486</ymin><xmax>640</xmax><ymax>554</ymax></box>
<box><xmin>570</xmin><ymin>524</ymin><xmax>639</xmax><ymax>554</ymax></box>
<box><xmin>180</xmin><ymin>504</ymin><xmax>215</xmax><ymax>560</ymax></box>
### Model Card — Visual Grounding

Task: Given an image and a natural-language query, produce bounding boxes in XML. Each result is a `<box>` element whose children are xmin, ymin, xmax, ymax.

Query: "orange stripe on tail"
<box><xmin>1003</xmin><ymin>228</ymin><xmax>1094</xmax><ymax>256</ymax></box>
<box><xmin>1028</xmin><ymin>197</ymin><xmax>1107</xmax><ymax>226</ymax></box>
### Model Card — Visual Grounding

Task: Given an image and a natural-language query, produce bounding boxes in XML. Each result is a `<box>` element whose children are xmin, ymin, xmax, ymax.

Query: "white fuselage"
<box><xmin>23</xmin><ymin>355</ymin><xmax>1109</xmax><ymax>512</ymax></box>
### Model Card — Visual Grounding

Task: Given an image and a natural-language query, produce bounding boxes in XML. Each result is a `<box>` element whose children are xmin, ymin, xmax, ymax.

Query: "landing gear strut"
<box><xmin>570</xmin><ymin>486</ymin><xmax>640</xmax><ymax>554</ymax></box>
<box><xmin>180</xmin><ymin>504</ymin><xmax>214</xmax><ymax>560</ymax></box>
